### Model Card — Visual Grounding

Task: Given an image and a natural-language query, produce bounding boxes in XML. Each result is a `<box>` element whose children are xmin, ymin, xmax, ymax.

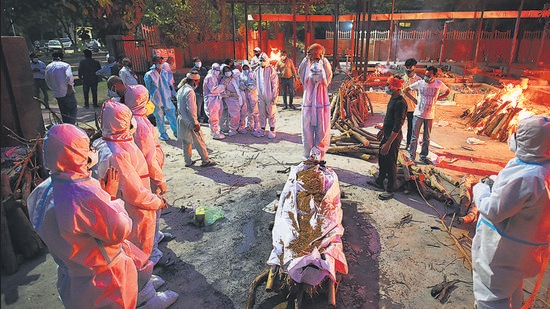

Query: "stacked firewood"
<box><xmin>329</xmin><ymin>78</ymin><xmax>378</xmax><ymax>160</ymax></box>
<box><xmin>460</xmin><ymin>84</ymin><xmax>528</xmax><ymax>142</ymax></box>
<box><xmin>1</xmin><ymin>140</ymin><xmax>48</xmax><ymax>275</ymax></box>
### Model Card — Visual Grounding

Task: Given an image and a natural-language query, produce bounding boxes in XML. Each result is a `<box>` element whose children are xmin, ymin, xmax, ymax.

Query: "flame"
<box><xmin>269</xmin><ymin>48</ymin><xmax>281</xmax><ymax>65</ymax></box>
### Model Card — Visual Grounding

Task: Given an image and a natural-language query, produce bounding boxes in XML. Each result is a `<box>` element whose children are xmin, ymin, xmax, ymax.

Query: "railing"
<box><xmin>326</xmin><ymin>29</ymin><xmax>525</xmax><ymax>41</ymax></box>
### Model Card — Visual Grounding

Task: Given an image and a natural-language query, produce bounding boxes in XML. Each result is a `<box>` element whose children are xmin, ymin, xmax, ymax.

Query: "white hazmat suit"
<box><xmin>203</xmin><ymin>63</ymin><xmax>226</xmax><ymax>139</ymax></box>
<box><xmin>472</xmin><ymin>115</ymin><xmax>550</xmax><ymax>309</ymax></box>
<box><xmin>255</xmin><ymin>61</ymin><xmax>279</xmax><ymax>138</ymax></box>
<box><xmin>298</xmin><ymin>56</ymin><xmax>332</xmax><ymax>161</ymax></box>
<box><xmin>94</xmin><ymin>101</ymin><xmax>164</xmax><ymax>262</ymax></box>
<box><xmin>240</xmin><ymin>60</ymin><xmax>260</xmax><ymax>134</ymax></box>
<box><xmin>27</xmin><ymin>124</ymin><xmax>138</xmax><ymax>309</ymax></box>
<box><xmin>220</xmin><ymin>64</ymin><xmax>246</xmax><ymax>136</ymax></box>
<box><xmin>123</xmin><ymin>85</ymin><xmax>168</xmax><ymax>265</ymax></box>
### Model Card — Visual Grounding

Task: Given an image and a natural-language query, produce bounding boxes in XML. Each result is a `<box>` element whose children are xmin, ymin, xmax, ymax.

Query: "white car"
<box><xmin>86</xmin><ymin>39</ymin><xmax>101</xmax><ymax>52</ymax></box>
<box><xmin>58</xmin><ymin>38</ymin><xmax>72</xmax><ymax>49</ymax></box>
<box><xmin>46</xmin><ymin>40</ymin><xmax>64</xmax><ymax>53</ymax></box>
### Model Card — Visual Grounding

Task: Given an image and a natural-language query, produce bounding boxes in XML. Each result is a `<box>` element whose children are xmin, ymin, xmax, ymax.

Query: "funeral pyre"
<box><xmin>246</xmin><ymin>160</ymin><xmax>348</xmax><ymax>308</ymax></box>
<box><xmin>460</xmin><ymin>81</ymin><xmax>541</xmax><ymax>142</ymax></box>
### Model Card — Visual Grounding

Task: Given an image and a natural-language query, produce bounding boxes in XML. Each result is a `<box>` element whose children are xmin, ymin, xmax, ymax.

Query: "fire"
<box><xmin>461</xmin><ymin>81</ymin><xmax>537</xmax><ymax>142</ymax></box>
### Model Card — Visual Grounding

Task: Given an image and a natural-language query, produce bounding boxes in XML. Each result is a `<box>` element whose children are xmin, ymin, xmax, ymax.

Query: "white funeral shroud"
<box><xmin>267</xmin><ymin>162</ymin><xmax>348</xmax><ymax>286</ymax></box>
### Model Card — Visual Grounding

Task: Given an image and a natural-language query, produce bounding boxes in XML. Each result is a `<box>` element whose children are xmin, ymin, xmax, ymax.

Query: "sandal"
<box><xmin>159</xmin><ymin>232</ymin><xmax>175</xmax><ymax>243</ymax></box>
<box><xmin>155</xmin><ymin>255</ymin><xmax>175</xmax><ymax>267</ymax></box>
<box><xmin>201</xmin><ymin>160</ymin><xmax>217</xmax><ymax>167</ymax></box>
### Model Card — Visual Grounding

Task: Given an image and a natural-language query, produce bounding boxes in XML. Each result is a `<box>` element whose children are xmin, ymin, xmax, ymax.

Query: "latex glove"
<box><xmin>473</xmin><ymin>182</ymin><xmax>491</xmax><ymax>206</ymax></box>
<box><xmin>156</xmin><ymin>182</ymin><xmax>167</xmax><ymax>195</ymax></box>
<box><xmin>193</xmin><ymin>124</ymin><xmax>200</xmax><ymax>132</ymax></box>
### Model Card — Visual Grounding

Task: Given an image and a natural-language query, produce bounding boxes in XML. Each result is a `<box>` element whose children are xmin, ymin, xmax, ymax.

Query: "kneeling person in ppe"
<box><xmin>472</xmin><ymin>115</ymin><xmax>550</xmax><ymax>309</ymax></box>
<box><xmin>27</xmin><ymin>124</ymin><xmax>138</xmax><ymax>308</ymax></box>
<box><xmin>177</xmin><ymin>71</ymin><xmax>216</xmax><ymax>167</ymax></box>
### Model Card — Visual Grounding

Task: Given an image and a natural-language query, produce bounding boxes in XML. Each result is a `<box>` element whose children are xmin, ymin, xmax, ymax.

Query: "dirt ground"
<box><xmin>2</xmin><ymin>72</ymin><xmax>548</xmax><ymax>308</ymax></box>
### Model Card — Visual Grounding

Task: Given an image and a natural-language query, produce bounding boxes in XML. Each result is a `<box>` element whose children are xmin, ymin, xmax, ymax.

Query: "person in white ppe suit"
<box><xmin>203</xmin><ymin>63</ymin><xmax>226</xmax><ymax>140</ymax></box>
<box><xmin>240</xmin><ymin>60</ymin><xmax>260</xmax><ymax>134</ymax></box>
<box><xmin>122</xmin><ymin>84</ymin><xmax>176</xmax><ymax>267</ymax></box>
<box><xmin>144</xmin><ymin>55</ymin><xmax>178</xmax><ymax>141</ymax></box>
<box><xmin>93</xmin><ymin>101</ymin><xmax>179</xmax><ymax>308</ymax></box>
<box><xmin>298</xmin><ymin>43</ymin><xmax>333</xmax><ymax>161</ymax></box>
<box><xmin>177</xmin><ymin>71</ymin><xmax>217</xmax><ymax>167</ymax></box>
<box><xmin>27</xmin><ymin>124</ymin><xmax>138</xmax><ymax>308</ymax></box>
<box><xmin>219</xmin><ymin>64</ymin><xmax>246</xmax><ymax>136</ymax></box>
<box><xmin>250</xmin><ymin>46</ymin><xmax>268</xmax><ymax>71</ymax></box>
<box><xmin>472</xmin><ymin>115</ymin><xmax>550</xmax><ymax>309</ymax></box>
<box><xmin>254</xmin><ymin>56</ymin><xmax>279</xmax><ymax>139</ymax></box>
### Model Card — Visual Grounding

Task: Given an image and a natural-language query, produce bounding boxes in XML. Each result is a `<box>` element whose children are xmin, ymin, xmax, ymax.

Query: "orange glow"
<box><xmin>269</xmin><ymin>48</ymin><xmax>281</xmax><ymax>65</ymax></box>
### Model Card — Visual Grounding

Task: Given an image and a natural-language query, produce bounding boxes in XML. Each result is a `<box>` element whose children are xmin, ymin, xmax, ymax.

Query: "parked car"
<box><xmin>86</xmin><ymin>39</ymin><xmax>101</xmax><ymax>52</ymax></box>
<box><xmin>46</xmin><ymin>40</ymin><xmax>64</xmax><ymax>54</ymax></box>
<box><xmin>58</xmin><ymin>38</ymin><xmax>72</xmax><ymax>49</ymax></box>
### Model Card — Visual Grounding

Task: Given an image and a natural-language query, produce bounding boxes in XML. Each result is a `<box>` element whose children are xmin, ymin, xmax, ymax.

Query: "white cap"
<box><xmin>253</xmin><ymin>47</ymin><xmax>261</xmax><ymax>52</ymax></box>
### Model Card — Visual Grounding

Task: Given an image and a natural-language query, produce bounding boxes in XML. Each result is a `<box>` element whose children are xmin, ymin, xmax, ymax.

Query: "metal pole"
<box><xmin>473</xmin><ymin>0</ymin><xmax>486</xmax><ymax>67</ymax></box>
<box><xmin>259</xmin><ymin>4</ymin><xmax>262</xmax><ymax>51</ymax></box>
<box><xmin>232</xmin><ymin>2</ymin><xmax>236</xmax><ymax>60</ymax></box>
<box><xmin>386</xmin><ymin>0</ymin><xmax>395</xmax><ymax>64</ymax></box>
<box><xmin>363</xmin><ymin>0</ymin><xmax>372</xmax><ymax>80</ymax></box>
<box><xmin>508</xmin><ymin>0</ymin><xmax>524</xmax><ymax>76</ymax></box>
<box><xmin>245</xmin><ymin>2</ymin><xmax>249</xmax><ymax>60</ymax></box>
<box><xmin>305</xmin><ymin>0</ymin><xmax>310</xmax><ymax>48</ymax></box>
<box><xmin>293</xmin><ymin>0</ymin><xmax>297</xmax><ymax>63</ymax></box>
<box><xmin>439</xmin><ymin>20</ymin><xmax>453</xmax><ymax>66</ymax></box>
<box><xmin>536</xmin><ymin>20</ymin><xmax>548</xmax><ymax>66</ymax></box>
<box><xmin>333</xmin><ymin>3</ymin><xmax>340</xmax><ymax>70</ymax></box>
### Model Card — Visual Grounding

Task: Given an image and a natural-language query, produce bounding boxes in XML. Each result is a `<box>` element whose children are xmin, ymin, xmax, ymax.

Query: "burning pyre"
<box><xmin>460</xmin><ymin>81</ymin><xmax>535</xmax><ymax>142</ymax></box>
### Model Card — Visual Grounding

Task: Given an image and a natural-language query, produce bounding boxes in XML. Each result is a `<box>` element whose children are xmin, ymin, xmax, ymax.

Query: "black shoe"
<box><xmin>282</xmin><ymin>106</ymin><xmax>288</xmax><ymax>110</ymax></box>
<box><xmin>185</xmin><ymin>160</ymin><xmax>196</xmax><ymax>167</ymax></box>
<box><xmin>84</xmin><ymin>105</ymin><xmax>90</xmax><ymax>109</ymax></box>
<box><xmin>378</xmin><ymin>192</ymin><xmax>394</xmax><ymax>200</ymax></box>
<box><xmin>93</xmin><ymin>104</ymin><xmax>99</xmax><ymax>108</ymax></box>
<box><xmin>289</xmin><ymin>105</ymin><xmax>297</xmax><ymax>110</ymax></box>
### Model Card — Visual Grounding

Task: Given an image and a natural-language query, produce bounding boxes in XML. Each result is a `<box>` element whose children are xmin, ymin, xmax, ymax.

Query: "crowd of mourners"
<box><xmin>27</xmin><ymin>42</ymin><xmax>550</xmax><ymax>309</ymax></box>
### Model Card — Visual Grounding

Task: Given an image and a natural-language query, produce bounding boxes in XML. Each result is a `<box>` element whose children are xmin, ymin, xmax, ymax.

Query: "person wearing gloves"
<box><xmin>122</xmin><ymin>84</ymin><xmax>176</xmax><ymax>267</ymax></box>
<box><xmin>219</xmin><ymin>64</ymin><xmax>246</xmax><ymax>136</ymax></box>
<box><xmin>144</xmin><ymin>55</ymin><xmax>178</xmax><ymax>141</ymax></box>
<box><xmin>240</xmin><ymin>60</ymin><xmax>260</xmax><ymax>134</ymax></box>
<box><xmin>254</xmin><ymin>56</ymin><xmax>279</xmax><ymax>139</ymax></box>
<box><xmin>471</xmin><ymin>115</ymin><xmax>550</xmax><ymax>309</ymax></box>
<box><xmin>27</xmin><ymin>124</ymin><xmax>138</xmax><ymax>308</ymax></box>
<box><xmin>250</xmin><ymin>47</ymin><xmax>268</xmax><ymax>71</ymax></box>
<box><xmin>297</xmin><ymin>43</ymin><xmax>333</xmax><ymax>161</ymax></box>
<box><xmin>371</xmin><ymin>75</ymin><xmax>407</xmax><ymax>200</ymax></box>
<box><xmin>177</xmin><ymin>71</ymin><xmax>216</xmax><ymax>168</ymax></box>
<box><xmin>203</xmin><ymin>63</ymin><xmax>226</xmax><ymax>140</ymax></box>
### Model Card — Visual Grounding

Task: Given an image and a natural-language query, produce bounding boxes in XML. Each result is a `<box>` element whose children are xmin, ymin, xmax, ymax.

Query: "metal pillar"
<box><xmin>508</xmin><ymin>0</ymin><xmax>524</xmax><ymax>76</ymax></box>
<box><xmin>363</xmin><ymin>0</ymin><xmax>372</xmax><ymax>79</ymax></box>
<box><xmin>439</xmin><ymin>20</ymin><xmax>453</xmax><ymax>66</ymax></box>
<box><xmin>232</xmin><ymin>2</ymin><xmax>236</xmax><ymax>59</ymax></box>
<box><xmin>386</xmin><ymin>0</ymin><xmax>395</xmax><ymax>64</ymax></box>
<box><xmin>333</xmin><ymin>3</ymin><xmax>340</xmax><ymax>70</ymax></box>
<box><xmin>245</xmin><ymin>2</ymin><xmax>249</xmax><ymax>60</ymax></box>
<box><xmin>293</xmin><ymin>0</ymin><xmax>297</xmax><ymax>62</ymax></box>
<box><xmin>259</xmin><ymin>4</ymin><xmax>262</xmax><ymax>50</ymax></box>
<box><xmin>473</xmin><ymin>0</ymin><xmax>486</xmax><ymax>67</ymax></box>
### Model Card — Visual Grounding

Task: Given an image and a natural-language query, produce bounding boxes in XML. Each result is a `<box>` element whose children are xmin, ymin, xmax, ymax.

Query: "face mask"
<box><xmin>108</xmin><ymin>89</ymin><xmax>119</xmax><ymax>98</ymax></box>
<box><xmin>224</xmin><ymin>71</ymin><xmax>232</xmax><ymax>77</ymax></box>
<box><xmin>194</xmin><ymin>62</ymin><xmax>201</xmax><ymax>68</ymax></box>
<box><xmin>243</xmin><ymin>69</ymin><xmax>249</xmax><ymax>74</ymax></box>
<box><xmin>32</xmin><ymin>58</ymin><xmax>39</xmax><ymax>63</ymax></box>
<box><xmin>423</xmin><ymin>75</ymin><xmax>432</xmax><ymax>82</ymax></box>
<box><xmin>87</xmin><ymin>147</ymin><xmax>98</xmax><ymax>170</ymax></box>
<box><xmin>385</xmin><ymin>87</ymin><xmax>393</xmax><ymax>95</ymax></box>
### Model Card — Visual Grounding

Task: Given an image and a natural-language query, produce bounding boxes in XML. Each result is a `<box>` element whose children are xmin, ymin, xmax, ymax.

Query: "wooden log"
<box><xmin>350</xmin><ymin>153</ymin><xmax>371</xmax><ymax>161</ymax></box>
<box><xmin>328</xmin><ymin>145</ymin><xmax>378</xmax><ymax>154</ymax></box>
<box><xmin>350</xmin><ymin>126</ymin><xmax>378</xmax><ymax>142</ymax></box>
<box><xmin>6</xmin><ymin>199</ymin><xmax>45</xmax><ymax>259</ymax></box>
<box><xmin>1</xmin><ymin>202</ymin><xmax>19</xmax><ymax>274</ymax></box>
